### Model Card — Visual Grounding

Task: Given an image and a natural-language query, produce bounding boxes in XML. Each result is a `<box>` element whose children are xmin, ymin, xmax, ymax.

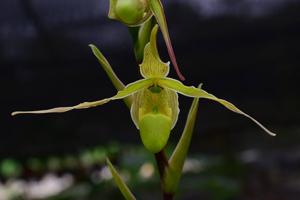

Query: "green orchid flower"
<box><xmin>109</xmin><ymin>0</ymin><xmax>185</xmax><ymax>80</ymax></box>
<box><xmin>12</xmin><ymin>25</ymin><xmax>275</xmax><ymax>153</ymax></box>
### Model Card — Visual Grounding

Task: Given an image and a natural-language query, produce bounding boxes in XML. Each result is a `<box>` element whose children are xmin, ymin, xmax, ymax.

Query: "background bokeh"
<box><xmin>1</xmin><ymin>0</ymin><xmax>300</xmax><ymax>199</ymax></box>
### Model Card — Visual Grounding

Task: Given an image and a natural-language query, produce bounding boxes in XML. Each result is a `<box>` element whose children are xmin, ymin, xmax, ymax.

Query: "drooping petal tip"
<box><xmin>240</xmin><ymin>111</ymin><xmax>277</xmax><ymax>137</ymax></box>
<box><xmin>11</xmin><ymin>112</ymin><xmax>18</xmax><ymax>116</ymax></box>
<box><xmin>158</xmin><ymin>78</ymin><xmax>277</xmax><ymax>137</ymax></box>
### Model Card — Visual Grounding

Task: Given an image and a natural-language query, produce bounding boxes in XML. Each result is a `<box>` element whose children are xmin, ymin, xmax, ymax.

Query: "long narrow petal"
<box><xmin>89</xmin><ymin>44</ymin><xmax>132</xmax><ymax>108</ymax></box>
<box><xmin>158</xmin><ymin>78</ymin><xmax>276</xmax><ymax>136</ymax></box>
<box><xmin>12</xmin><ymin>78</ymin><xmax>153</xmax><ymax>116</ymax></box>
<box><xmin>11</xmin><ymin>99</ymin><xmax>110</xmax><ymax>116</ymax></box>
<box><xmin>149</xmin><ymin>0</ymin><xmax>185</xmax><ymax>81</ymax></box>
<box><xmin>106</xmin><ymin>158</ymin><xmax>137</xmax><ymax>200</ymax></box>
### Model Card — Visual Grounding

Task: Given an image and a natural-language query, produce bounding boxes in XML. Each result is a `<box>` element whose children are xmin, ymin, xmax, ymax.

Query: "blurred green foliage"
<box><xmin>0</xmin><ymin>143</ymin><xmax>245</xmax><ymax>200</ymax></box>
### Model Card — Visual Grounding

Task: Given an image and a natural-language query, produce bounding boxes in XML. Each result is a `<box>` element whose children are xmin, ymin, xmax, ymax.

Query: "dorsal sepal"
<box><xmin>139</xmin><ymin>25</ymin><xmax>170</xmax><ymax>78</ymax></box>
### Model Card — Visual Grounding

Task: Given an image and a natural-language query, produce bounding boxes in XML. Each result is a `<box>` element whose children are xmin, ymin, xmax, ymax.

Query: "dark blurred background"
<box><xmin>1</xmin><ymin>0</ymin><xmax>300</xmax><ymax>199</ymax></box>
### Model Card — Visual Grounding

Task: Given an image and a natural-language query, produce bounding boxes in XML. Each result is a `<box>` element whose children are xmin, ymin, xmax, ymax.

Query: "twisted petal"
<box><xmin>158</xmin><ymin>78</ymin><xmax>276</xmax><ymax>136</ymax></box>
<box><xmin>149</xmin><ymin>0</ymin><xmax>185</xmax><ymax>80</ymax></box>
<box><xmin>12</xmin><ymin>78</ymin><xmax>153</xmax><ymax>116</ymax></box>
<box><xmin>11</xmin><ymin>99</ymin><xmax>110</xmax><ymax>116</ymax></box>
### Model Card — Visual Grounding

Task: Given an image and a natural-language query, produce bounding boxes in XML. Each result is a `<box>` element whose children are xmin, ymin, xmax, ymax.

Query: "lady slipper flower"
<box><xmin>12</xmin><ymin>25</ymin><xmax>276</xmax><ymax>153</ymax></box>
<box><xmin>109</xmin><ymin>0</ymin><xmax>185</xmax><ymax>80</ymax></box>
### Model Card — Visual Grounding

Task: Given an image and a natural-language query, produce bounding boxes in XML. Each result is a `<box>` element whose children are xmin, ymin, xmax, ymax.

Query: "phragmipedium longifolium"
<box><xmin>12</xmin><ymin>1</ymin><xmax>276</xmax><ymax>199</ymax></box>
<box><xmin>12</xmin><ymin>25</ymin><xmax>275</xmax><ymax>149</ymax></box>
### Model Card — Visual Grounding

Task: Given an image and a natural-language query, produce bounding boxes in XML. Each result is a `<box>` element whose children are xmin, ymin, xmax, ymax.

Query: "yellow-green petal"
<box><xmin>115</xmin><ymin>78</ymin><xmax>154</xmax><ymax>98</ymax></box>
<box><xmin>11</xmin><ymin>78</ymin><xmax>153</xmax><ymax>116</ymax></box>
<box><xmin>158</xmin><ymin>78</ymin><xmax>276</xmax><ymax>136</ymax></box>
<box><xmin>11</xmin><ymin>99</ymin><xmax>110</xmax><ymax>116</ymax></box>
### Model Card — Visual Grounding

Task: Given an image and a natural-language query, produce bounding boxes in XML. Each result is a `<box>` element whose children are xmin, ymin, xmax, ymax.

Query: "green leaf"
<box><xmin>11</xmin><ymin>78</ymin><xmax>154</xmax><ymax>116</ymax></box>
<box><xmin>163</xmin><ymin>84</ymin><xmax>201</xmax><ymax>194</ymax></box>
<box><xmin>139</xmin><ymin>25</ymin><xmax>170</xmax><ymax>78</ymax></box>
<box><xmin>89</xmin><ymin>44</ymin><xmax>132</xmax><ymax>108</ymax></box>
<box><xmin>106</xmin><ymin>158</ymin><xmax>137</xmax><ymax>200</ymax></box>
<box><xmin>149</xmin><ymin>0</ymin><xmax>185</xmax><ymax>80</ymax></box>
<box><xmin>158</xmin><ymin>78</ymin><xmax>276</xmax><ymax>136</ymax></box>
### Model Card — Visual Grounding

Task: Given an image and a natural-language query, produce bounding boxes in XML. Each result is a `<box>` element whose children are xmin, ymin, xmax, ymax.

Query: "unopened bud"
<box><xmin>109</xmin><ymin>0</ymin><xmax>152</xmax><ymax>26</ymax></box>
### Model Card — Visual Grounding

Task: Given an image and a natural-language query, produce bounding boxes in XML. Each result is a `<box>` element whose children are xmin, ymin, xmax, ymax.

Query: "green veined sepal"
<box><xmin>139</xmin><ymin>25</ymin><xmax>170</xmax><ymax>79</ymax></box>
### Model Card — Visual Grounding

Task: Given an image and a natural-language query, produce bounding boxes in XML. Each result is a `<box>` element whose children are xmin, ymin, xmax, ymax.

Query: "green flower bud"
<box><xmin>109</xmin><ymin>0</ymin><xmax>152</xmax><ymax>26</ymax></box>
<box><xmin>139</xmin><ymin>113</ymin><xmax>172</xmax><ymax>153</ymax></box>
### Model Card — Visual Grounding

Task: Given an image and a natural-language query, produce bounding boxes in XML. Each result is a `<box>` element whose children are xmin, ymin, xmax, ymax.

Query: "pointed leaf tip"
<box><xmin>89</xmin><ymin>44</ymin><xmax>133</xmax><ymax>108</ymax></box>
<box><xmin>149</xmin><ymin>0</ymin><xmax>185</xmax><ymax>81</ymax></box>
<box><xmin>106</xmin><ymin>158</ymin><xmax>136</xmax><ymax>200</ymax></box>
